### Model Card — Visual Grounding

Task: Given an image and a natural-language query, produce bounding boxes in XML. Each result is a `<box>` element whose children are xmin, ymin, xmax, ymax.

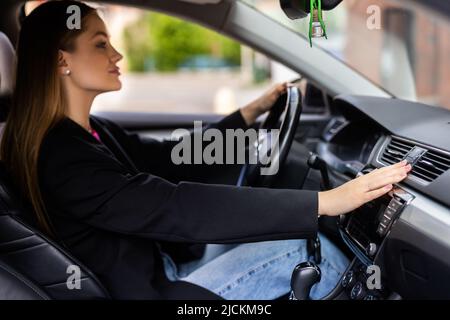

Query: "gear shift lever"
<box><xmin>290</xmin><ymin>261</ymin><xmax>322</xmax><ymax>300</ymax></box>
<box><xmin>306</xmin><ymin>152</ymin><xmax>326</xmax><ymax>265</ymax></box>
<box><xmin>307</xmin><ymin>152</ymin><xmax>331</xmax><ymax>191</ymax></box>
<box><xmin>289</xmin><ymin>153</ymin><xmax>325</xmax><ymax>300</ymax></box>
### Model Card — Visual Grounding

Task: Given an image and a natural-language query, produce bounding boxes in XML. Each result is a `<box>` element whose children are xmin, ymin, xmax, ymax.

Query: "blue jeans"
<box><xmin>161</xmin><ymin>234</ymin><xmax>349</xmax><ymax>300</ymax></box>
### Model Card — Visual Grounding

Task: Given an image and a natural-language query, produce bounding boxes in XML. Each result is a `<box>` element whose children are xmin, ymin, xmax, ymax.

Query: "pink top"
<box><xmin>91</xmin><ymin>128</ymin><xmax>101</xmax><ymax>142</ymax></box>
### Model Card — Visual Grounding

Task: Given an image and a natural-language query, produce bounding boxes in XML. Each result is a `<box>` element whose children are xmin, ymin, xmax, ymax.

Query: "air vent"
<box><xmin>416</xmin><ymin>150</ymin><xmax>450</xmax><ymax>182</ymax></box>
<box><xmin>323</xmin><ymin>118</ymin><xmax>347</xmax><ymax>141</ymax></box>
<box><xmin>381</xmin><ymin>137</ymin><xmax>414</xmax><ymax>164</ymax></box>
<box><xmin>381</xmin><ymin>136</ymin><xmax>450</xmax><ymax>183</ymax></box>
<box><xmin>327</xmin><ymin>119</ymin><xmax>345</xmax><ymax>135</ymax></box>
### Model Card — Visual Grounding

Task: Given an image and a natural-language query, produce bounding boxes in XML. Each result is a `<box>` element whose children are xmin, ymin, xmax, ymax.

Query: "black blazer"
<box><xmin>37</xmin><ymin>110</ymin><xmax>319</xmax><ymax>299</ymax></box>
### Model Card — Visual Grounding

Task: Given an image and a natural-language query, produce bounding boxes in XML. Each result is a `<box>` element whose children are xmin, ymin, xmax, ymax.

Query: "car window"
<box><xmin>26</xmin><ymin>1</ymin><xmax>300</xmax><ymax>115</ymax></box>
<box><xmin>242</xmin><ymin>0</ymin><xmax>450</xmax><ymax>110</ymax></box>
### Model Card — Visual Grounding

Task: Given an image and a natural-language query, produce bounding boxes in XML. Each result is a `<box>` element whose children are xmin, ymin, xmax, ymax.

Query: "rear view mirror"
<box><xmin>280</xmin><ymin>0</ymin><xmax>343</xmax><ymax>20</ymax></box>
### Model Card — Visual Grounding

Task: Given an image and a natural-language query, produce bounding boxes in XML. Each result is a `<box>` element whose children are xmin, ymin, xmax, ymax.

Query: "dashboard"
<box><xmin>316</xmin><ymin>95</ymin><xmax>450</xmax><ymax>299</ymax></box>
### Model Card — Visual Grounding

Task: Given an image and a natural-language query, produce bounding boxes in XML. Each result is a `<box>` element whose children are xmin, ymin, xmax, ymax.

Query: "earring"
<box><xmin>65</xmin><ymin>69</ymin><xmax>71</xmax><ymax>76</ymax></box>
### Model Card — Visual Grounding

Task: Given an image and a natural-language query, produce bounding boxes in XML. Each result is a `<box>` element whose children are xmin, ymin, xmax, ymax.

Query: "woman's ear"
<box><xmin>58</xmin><ymin>50</ymin><xmax>70</xmax><ymax>75</ymax></box>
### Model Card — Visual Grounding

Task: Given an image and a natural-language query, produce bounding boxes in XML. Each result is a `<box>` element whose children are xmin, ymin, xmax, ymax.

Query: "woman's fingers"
<box><xmin>366</xmin><ymin>166</ymin><xmax>411</xmax><ymax>190</ymax></box>
<box><xmin>367</xmin><ymin>172</ymin><xmax>407</xmax><ymax>191</ymax></box>
<box><xmin>372</xmin><ymin>160</ymin><xmax>409</xmax><ymax>176</ymax></box>
<box><xmin>322</xmin><ymin>161</ymin><xmax>413</xmax><ymax>216</ymax></box>
<box><xmin>363</xmin><ymin>162</ymin><xmax>412</xmax><ymax>185</ymax></box>
<box><xmin>278</xmin><ymin>82</ymin><xmax>288</xmax><ymax>94</ymax></box>
<box><xmin>365</xmin><ymin>184</ymin><xmax>394</xmax><ymax>202</ymax></box>
<box><xmin>365</xmin><ymin>162</ymin><xmax>411</xmax><ymax>190</ymax></box>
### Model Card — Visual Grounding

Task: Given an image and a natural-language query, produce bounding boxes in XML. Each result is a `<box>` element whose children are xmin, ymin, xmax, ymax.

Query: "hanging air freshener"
<box><xmin>309</xmin><ymin>0</ymin><xmax>328</xmax><ymax>47</ymax></box>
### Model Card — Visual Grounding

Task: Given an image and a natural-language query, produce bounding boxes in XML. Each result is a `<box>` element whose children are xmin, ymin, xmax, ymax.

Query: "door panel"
<box><xmin>94</xmin><ymin>110</ymin><xmax>331</xmax><ymax>145</ymax></box>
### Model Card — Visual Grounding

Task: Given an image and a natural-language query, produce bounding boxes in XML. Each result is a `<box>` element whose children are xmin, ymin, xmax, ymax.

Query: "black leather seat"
<box><xmin>0</xmin><ymin>31</ymin><xmax>110</xmax><ymax>300</ymax></box>
<box><xmin>0</xmin><ymin>162</ymin><xmax>111</xmax><ymax>300</ymax></box>
<box><xmin>0</xmin><ymin>259</ymin><xmax>50</xmax><ymax>300</ymax></box>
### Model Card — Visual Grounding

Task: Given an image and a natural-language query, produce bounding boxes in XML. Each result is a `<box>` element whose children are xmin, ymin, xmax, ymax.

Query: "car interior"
<box><xmin>0</xmin><ymin>0</ymin><xmax>449</xmax><ymax>300</ymax></box>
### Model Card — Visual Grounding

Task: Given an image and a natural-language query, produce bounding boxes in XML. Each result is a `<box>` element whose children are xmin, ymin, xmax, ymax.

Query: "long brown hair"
<box><xmin>0</xmin><ymin>1</ymin><xmax>97</xmax><ymax>236</ymax></box>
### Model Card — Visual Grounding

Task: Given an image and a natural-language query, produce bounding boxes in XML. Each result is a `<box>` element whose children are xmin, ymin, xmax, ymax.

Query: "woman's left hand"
<box><xmin>240</xmin><ymin>82</ymin><xmax>288</xmax><ymax>126</ymax></box>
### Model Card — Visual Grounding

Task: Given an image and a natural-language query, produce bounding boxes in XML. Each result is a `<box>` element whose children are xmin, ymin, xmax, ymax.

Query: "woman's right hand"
<box><xmin>318</xmin><ymin>160</ymin><xmax>412</xmax><ymax>216</ymax></box>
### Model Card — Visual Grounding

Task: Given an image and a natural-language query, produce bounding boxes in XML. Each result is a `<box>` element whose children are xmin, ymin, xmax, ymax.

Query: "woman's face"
<box><xmin>60</xmin><ymin>14</ymin><xmax>123</xmax><ymax>93</ymax></box>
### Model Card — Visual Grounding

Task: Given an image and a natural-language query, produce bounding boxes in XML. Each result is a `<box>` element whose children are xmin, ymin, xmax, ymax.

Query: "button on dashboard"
<box><xmin>383</xmin><ymin>207</ymin><xmax>397</xmax><ymax>218</ymax></box>
<box><xmin>366</xmin><ymin>243</ymin><xmax>378</xmax><ymax>257</ymax></box>
<box><xmin>389</xmin><ymin>199</ymin><xmax>403</xmax><ymax>211</ymax></box>
<box><xmin>341</xmin><ymin>271</ymin><xmax>355</xmax><ymax>288</ymax></box>
<box><xmin>350</xmin><ymin>282</ymin><xmax>366</xmax><ymax>300</ymax></box>
<box><xmin>377</xmin><ymin>224</ymin><xmax>387</xmax><ymax>236</ymax></box>
<box><xmin>380</xmin><ymin>216</ymin><xmax>391</xmax><ymax>227</ymax></box>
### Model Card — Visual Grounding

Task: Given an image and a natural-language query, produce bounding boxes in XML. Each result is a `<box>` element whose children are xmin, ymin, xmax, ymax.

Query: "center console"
<box><xmin>337</xmin><ymin>170</ymin><xmax>415</xmax><ymax>299</ymax></box>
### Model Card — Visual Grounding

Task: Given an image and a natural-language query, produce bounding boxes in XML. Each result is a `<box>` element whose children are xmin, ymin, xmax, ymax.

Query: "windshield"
<box><xmin>242</xmin><ymin>0</ymin><xmax>450</xmax><ymax>110</ymax></box>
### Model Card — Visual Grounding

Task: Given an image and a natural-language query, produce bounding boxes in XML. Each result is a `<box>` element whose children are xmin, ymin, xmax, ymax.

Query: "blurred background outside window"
<box><xmin>243</xmin><ymin>0</ymin><xmax>450</xmax><ymax>110</ymax></box>
<box><xmin>26</xmin><ymin>1</ymin><xmax>299</xmax><ymax>115</ymax></box>
<box><xmin>25</xmin><ymin>0</ymin><xmax>450</xmax><ymax>113</ymax></box>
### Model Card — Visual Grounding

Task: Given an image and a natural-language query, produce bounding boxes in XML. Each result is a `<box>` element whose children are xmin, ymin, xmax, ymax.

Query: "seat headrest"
<box><xmin>0</xmin><ymin>32</ymin><xmax>15</xmax><ymax>96</ymax></box>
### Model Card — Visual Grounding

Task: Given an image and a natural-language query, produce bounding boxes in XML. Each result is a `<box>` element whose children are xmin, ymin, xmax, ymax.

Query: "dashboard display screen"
<box><xmin>344</xmin><ymin>194</ymin><xmax>392</xmax><ymax>250</ymax></box>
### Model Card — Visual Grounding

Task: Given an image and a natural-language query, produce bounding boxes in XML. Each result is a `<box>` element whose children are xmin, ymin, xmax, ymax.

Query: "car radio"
<box><xmin>340</xmin><ymin>185</ymin><xmax>414</xmax><ymax>261</ymax></box>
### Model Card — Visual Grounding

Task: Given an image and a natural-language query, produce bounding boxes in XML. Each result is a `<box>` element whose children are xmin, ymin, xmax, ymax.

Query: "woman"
<box><xmin>0</xmin><ymin>1</ymin><xmax>411</xmax><ymax>299</ymax></box>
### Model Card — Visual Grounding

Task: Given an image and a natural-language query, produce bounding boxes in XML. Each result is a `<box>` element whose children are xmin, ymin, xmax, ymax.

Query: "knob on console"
<box><xmin>341</xmin><ymin>270</ymin><xmax>356</xmax><ymax>288</ymax></box>
<box><xmin>366</xmin><ymin>243</ymin><xmax>378</xmax><ymax>258</ymax></box>
<box><xmin>350</xmin><ymin>282</ymin><xmax>366</xmax><ymax>300</ymax></box>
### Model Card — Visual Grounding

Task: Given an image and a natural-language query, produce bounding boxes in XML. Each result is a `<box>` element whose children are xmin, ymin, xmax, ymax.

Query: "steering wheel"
<box><xmin>237</xmin><ymin>86</ymin><xmax>303</xmax><ymax>187</ymax></box>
